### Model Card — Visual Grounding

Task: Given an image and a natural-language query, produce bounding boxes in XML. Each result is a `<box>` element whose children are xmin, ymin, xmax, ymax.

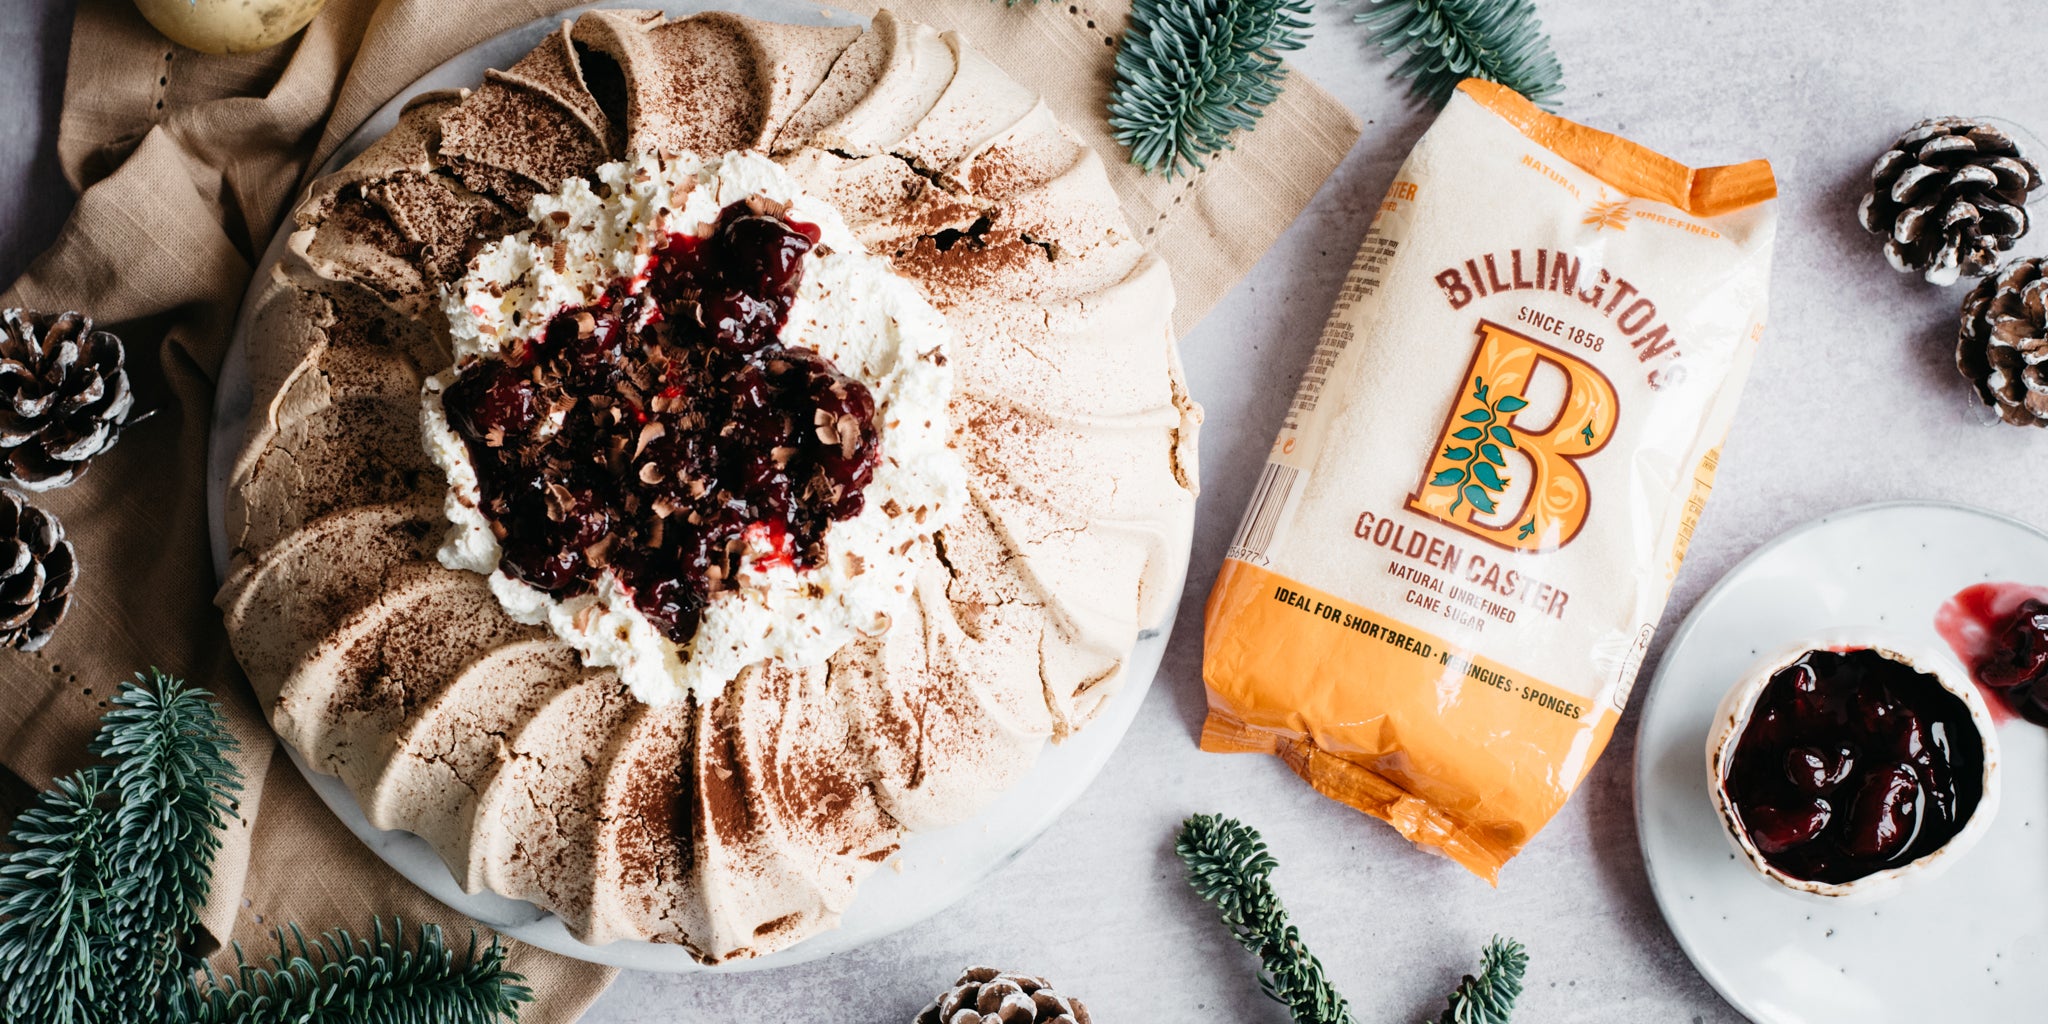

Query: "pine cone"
<box><xmin>1857</xmin><ymin>118</ymin><xmax>2041</xmax><ymax>286</ymax></box>
<box><xmin>0</xmin><ymin>308</ymin><xmax>138</xmax><ymax>490</ymax></box>
<box><xmin>1959</xmin><ymin>257</ymin><xmax>2048</xmax><ymax>427</ymax></box>
<box><xmin>0</xmin><ymin>489</ymin><xmax>77</xmax><ymax>651</ymax></box>
<box><xmin>915</xmin><ymin>967</ymin><xmax>1091</xmax><ymax>1024</ymax></box>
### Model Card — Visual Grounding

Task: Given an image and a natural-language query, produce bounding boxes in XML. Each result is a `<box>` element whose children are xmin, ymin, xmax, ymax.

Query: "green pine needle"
<box><xmin>97</xmin><ymin>671</ymin><xmax>245</xmax><ymax>1011</ymax></box>
<box><xmin>1429</xmin><ymin>936</ymin><xmax>1528</xmax><ymax>1024</ymax></box>
<box><xmin>169</xmin><ymin>919</ymin><xmax>533</xmax><ymax>1024</ymax></box>
<box><xmin>1354</xmin><ymin>0</ymin><xmax>1563</xmax><ymax>109</ymax></box>
<box><xmin>0</xmin><ymin>673</ymin><xmax>528</xmax><ymax>1024</ymax></box>
<box><xmin>1109</xmin><ymin>0</ymin><xmax>1313</xmax><ymax>177</ymax></box>
<box><xmin>0</xmin><ymin>768</ymin><xmax>121</xmax><ymax>1024</ymax></box>
<box><xmin>0</xmin><ymin>671</ymin><xmax>244</xmax><ymax>1023</ymax></box>
<box><xmin>1176</xmin><ymin>814</ymin><xmax>1354</xmax><ymax>1024</ymax></box>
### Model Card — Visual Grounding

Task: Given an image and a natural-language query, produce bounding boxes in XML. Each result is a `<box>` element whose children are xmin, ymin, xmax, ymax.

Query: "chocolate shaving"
<box><xmin>635</xmin><ymin>420</ymin><xmax>667</xmax><ymax>458</ymax></box>
<box><xmin>543</xmin><ymin>481</ymin><xmax>575</xmax><ymax>521</ymax></box>
<box><xmin>837</xmin><ymin>413</ymin><xmax>861</xmax><ymax>458</ymax></box>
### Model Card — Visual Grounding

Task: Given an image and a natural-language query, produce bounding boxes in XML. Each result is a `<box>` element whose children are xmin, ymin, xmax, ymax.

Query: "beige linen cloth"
<box><xmin>0</xmin><ymin>0</ymin><xmax>1358</xmax><ymax>1017</ymax></box>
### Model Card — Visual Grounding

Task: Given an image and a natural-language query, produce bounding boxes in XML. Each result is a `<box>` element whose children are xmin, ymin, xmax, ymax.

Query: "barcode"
<box><xmin>1227</xmin><ymin>463</ymin><xmax>1299</xmax><ymax>565</ymax></box>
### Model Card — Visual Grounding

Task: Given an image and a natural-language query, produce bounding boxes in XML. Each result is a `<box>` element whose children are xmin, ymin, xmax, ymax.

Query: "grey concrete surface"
<box><xmin>8</xmin><ymin>1</ymin><xmax>2044</xmax><ymax>1021</ymax></box>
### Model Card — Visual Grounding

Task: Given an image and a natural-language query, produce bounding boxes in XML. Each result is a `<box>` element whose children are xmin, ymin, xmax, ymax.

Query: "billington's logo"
<box><xmin>1408</xmin><ymin>320</ymin><xmax>1618</xmax><ymax>552</ymax></box>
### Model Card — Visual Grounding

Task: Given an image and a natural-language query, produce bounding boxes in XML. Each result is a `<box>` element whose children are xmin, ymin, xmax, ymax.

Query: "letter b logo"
<box><xmin>1407</xmin><ymin>320</ymin><xmax>1617</xmax><ymax>551</ymax></box>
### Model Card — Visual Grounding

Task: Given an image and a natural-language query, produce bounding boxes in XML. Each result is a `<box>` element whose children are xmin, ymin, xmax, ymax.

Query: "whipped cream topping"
<box><xmin>422</xmin><ymin>151</ymin><xmax>963</xmax><ymax>704</ymax></box>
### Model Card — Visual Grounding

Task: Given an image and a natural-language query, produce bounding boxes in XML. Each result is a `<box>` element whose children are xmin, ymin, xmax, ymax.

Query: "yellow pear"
<box><xmin>131</xmin><ymin>0</ymin><xmax>328</xmax><ymax>55</ymax></box>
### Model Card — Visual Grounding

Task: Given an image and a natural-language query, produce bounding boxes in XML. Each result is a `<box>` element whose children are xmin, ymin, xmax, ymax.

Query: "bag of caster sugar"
<box><xmin>1201</xmin><ymin>80</ymin><xmax>1777</xmax><ymax>881</ymax></box>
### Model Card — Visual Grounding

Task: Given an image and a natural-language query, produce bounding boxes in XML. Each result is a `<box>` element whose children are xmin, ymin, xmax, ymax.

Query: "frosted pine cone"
<box><xmin>0</xmin><ymin>489</ymin><xmax>76</xmax><ymax>651</ymax></box>
<box><xmin>0</xmin><ymin>308</ymin><xmax>138</xmax><ymax>490</ymax></box>
<box><xmin>1959</xmin><ymin>257</ymin><xmax>2048</xmax><ymax>427</ymax></box>
<box><xmin>1857</xmin><ymin>117</ymin><xmax>2041</xmax><ymax>286</ymax></box>
<box><xmin>915</xmin><ymin>967</ymin><xmax>1091</xmax><ymax>1024</ymax></box>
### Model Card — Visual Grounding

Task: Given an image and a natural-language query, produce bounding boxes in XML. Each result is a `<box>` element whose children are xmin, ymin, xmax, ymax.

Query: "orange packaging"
<box><xmin>1201</xmin><ymin>81</ymin><xmax>1777</xmax><ymax>881</ymax></box>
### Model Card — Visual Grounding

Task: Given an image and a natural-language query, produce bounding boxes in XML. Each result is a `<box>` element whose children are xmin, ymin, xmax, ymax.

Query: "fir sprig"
<box><xmin>1429</xmin><ymin>937</ymin><xmax>1527</xmax><ymax>1024</ymax></box>
<box><xmin>170</xmin><ymin>919</ymin><xmax>532</xmax><ymax>1024</ymax></box>
<box><xmin>1180</xmin><ymin>815</ymin><xmax>1529</xmax><ymax>1024</ymax></box>
<box><xmin>1176</xmin><ymin>814</ymin><xmax>1354</xmax><ymax>1024</ymax></box>
<box><xmin>1108</xmin><ymin>0</ymin><xmax>1314</xmax><ymax>177</ymax></box>
<box><xmin>0</xmin><ymin>671</ymin><xmax>242</xmax><ymax>1023</ymax></box>
<box><xmin>1354</xmin><ymin>0</ymin><xmax>1563</xmax><ymax>108</ymax></box>
<box><xmin>0</xmin><ymin>673</ymin><xmax>532</xmax><ymax>1024</ymax></box>
<box><xmin>96</xmin><ymin>672</ymin><xmax>245</xmax><ymax>1011</ymax></box>
<box><xmin>0</xmin><ymin>768</ymin><xmax>120</xmax><ymax>1024</ymax></box>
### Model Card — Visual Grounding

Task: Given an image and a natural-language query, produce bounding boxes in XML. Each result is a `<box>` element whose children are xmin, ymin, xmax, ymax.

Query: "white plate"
<box><xmin>207</xmin><ymin>1</ymin><xmax>1189</xmax><ymax>973</ymax></box>
<box><xmin>1635</xmin><ymin>501</ymin><xmax>2047</xmax><ymax>1021</ymax></box>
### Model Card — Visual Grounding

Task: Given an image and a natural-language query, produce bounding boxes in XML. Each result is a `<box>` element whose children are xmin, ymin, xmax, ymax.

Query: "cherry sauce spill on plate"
<box><xmin>1722</xmin><ymin>649</ymin><xmax>1985</xmax><ymax>884</ymax></box>
<box><xmin>442</xmin><ymin>202</ymin><xmax>881</xmax><ymax>644</ymax></box>
<box><xmin>1935</xmin><ymin>581</ymin><xmax>2048</xmax><ymax>726</ymax></box>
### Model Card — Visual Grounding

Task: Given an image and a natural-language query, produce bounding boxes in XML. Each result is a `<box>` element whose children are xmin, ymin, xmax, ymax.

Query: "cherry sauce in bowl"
<box><xmin>1706</xmin><ymin>636</ymin><xmax>2001</xmax><ymax>900</ymax></box>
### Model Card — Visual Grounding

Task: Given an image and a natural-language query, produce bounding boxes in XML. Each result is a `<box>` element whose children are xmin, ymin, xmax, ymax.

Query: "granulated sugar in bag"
<box><xmin>1201</xmin><ymin>80</ymin><xmax>1777</xmax><ymax>881</ymax></box>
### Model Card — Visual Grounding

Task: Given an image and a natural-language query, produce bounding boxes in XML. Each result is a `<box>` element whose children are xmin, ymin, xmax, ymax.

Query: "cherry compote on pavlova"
<box><xmin>423</xmin><ymin>151</ymin><xmax>961</xmax><ymax>704</ymax></box>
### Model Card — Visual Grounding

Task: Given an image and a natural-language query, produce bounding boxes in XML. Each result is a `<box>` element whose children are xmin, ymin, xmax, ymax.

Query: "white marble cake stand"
<box><xmin>205</xmin><ymin>0</ymin><xmax>1189</xmax><ymax>973</ymax></box>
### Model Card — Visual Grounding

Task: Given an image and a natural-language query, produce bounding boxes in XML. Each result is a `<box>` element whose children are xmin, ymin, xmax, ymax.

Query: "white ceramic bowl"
<box><xmin>1704</xmin><ymin>629</ymin><xmax>2002</xmax><ymax>902</ymax></box>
